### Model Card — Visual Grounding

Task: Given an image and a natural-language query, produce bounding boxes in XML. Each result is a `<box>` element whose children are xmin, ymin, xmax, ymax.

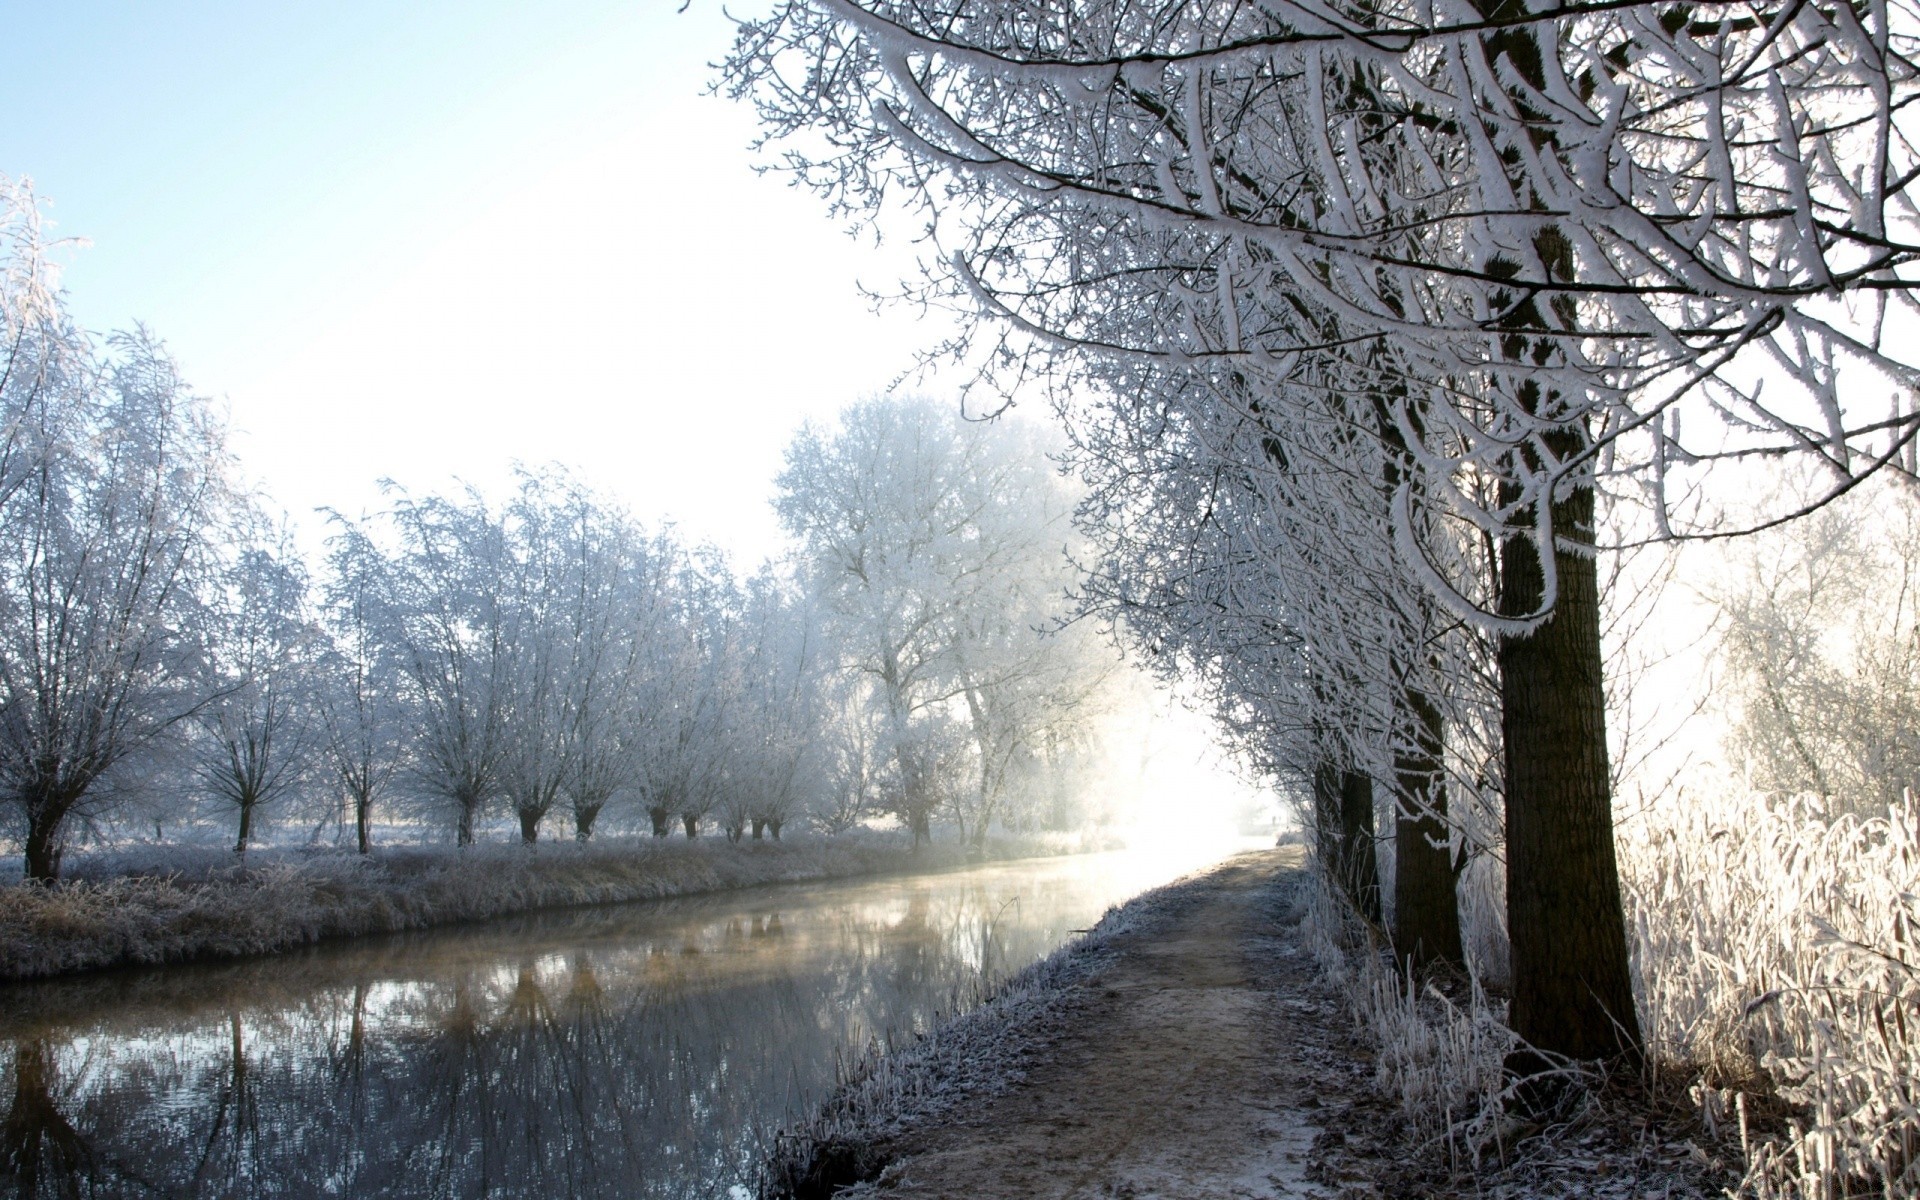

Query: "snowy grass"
<box><xmin>1311</xmin><ymin>784</ymin><xmax>1920</xmax><ymax>1198</ymax></box>
<box><xmin>1623</xmin><ymin>788</ymin><xmax>1920</xmax><ymax>1199</ymax></box>
<box><xmin>0</xmin><ymin>831</ymin><xmax>1095</xmax><ymax>981</ymax></box>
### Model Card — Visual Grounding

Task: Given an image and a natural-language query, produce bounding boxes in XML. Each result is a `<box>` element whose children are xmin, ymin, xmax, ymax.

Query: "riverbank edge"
<box><xmin>760</xmin><ymin>849</ymin><xmax>1255</xmax><ymax>1199</ymax></box>
<box><xmin>0</xmin><ymin>833</ymin><xmax>1100</xmax><ymax>983</ymax></box>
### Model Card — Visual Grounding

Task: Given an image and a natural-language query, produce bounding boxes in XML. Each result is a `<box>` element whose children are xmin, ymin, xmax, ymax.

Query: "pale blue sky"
<box><xmin>1</xmin><ymin>1</ymin><xmax>945</xmax><ymax>561</ymax></box>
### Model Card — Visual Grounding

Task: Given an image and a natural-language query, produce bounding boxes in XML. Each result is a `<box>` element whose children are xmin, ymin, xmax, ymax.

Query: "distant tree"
<box><xmin>635</xmin><ymin>550</ymin><xmax>737</xmax><ymax>839</ymax></box>
<box><xmin>318</xmin><ymin>519</ymin><xmax>404</xmax><ymax>854</ymax></box>
<box><xmin>356</xmin><ymin>488</ymin><xmax>510</xmax><ymax>846</ymax></box>
<box><xmin>198</xmin><ymin>524</ymin><xmax>321</xmax><ymax>854</ymax></box>
<box><xmin>1715</xmin><ymin>481</ymin><xmax>1920</xmax><ymax>817</ymax></box>
<box><xmin>810</xmin><ymin>676</ymin><xmax>891</xmax><ymax>834</ymax></box>
<box><xmin>779</xmin><ymin>397</ymin><xmax>1106</xmax><ymax>846</ymax></box>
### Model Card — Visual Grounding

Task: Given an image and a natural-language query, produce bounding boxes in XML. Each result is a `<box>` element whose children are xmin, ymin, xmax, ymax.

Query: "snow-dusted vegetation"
<box><xmin>727</xmin><ymin>0</ymin><xmax>1920</xmax><ymax>1192</ymax></box>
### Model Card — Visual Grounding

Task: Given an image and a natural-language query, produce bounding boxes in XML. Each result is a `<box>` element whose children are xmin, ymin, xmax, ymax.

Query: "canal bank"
<box><xmin>0</xmin><ymin>831</ymin><xmax>1106</xmax><ymax>982</ymax></box>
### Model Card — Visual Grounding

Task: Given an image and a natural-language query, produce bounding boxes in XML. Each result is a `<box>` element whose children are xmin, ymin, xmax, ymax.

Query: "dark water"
<box><xmin>0</xmin><ymin>849</ymin><xmax>1220</xmax><ymax>1199</ymax></box>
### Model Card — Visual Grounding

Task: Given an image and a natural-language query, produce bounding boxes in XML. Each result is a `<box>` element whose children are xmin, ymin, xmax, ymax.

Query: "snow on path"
<box><xmin>864</xmin><ymin>850</ymin><xmax>1366</xmax><ymax>1199</ymax></box>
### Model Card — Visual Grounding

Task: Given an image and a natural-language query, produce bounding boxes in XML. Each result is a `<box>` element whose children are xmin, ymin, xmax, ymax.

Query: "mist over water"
<box><xmin>0</xmin><ymin>847</ymin><xmax>1252</xmax><ymax>1199</ymax></box>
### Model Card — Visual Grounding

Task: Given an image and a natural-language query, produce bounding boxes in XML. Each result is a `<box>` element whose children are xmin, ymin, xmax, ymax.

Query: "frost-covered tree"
<box><xmin>495</xmin><ymin>476</ymin><xmax>577</xmax><ymax>844</ymax></box>
<box><xmin>318</xmin><ymin>520</ymin><xmax>404</xmax><ymax>854</ymax></box>
<box><xmin>1714</xmin><ymin>481</ymin><xmax>1920</xmax><ymax>817</ymax></box>
<box><xmin>636</xmin><ymin>549</ymin><xmax>738</xmax><ymax>839</ymax></box>
<box><xmin>779</xmin><ymin>396</ymin><xmax>1105</xmax><ymax>845</ymax></box>
<box><xmin>724</xmin><ymin>571</ymin><xmax>824</xmax><ymax>841</ymax></box>
<box><xmin>551</xmin><ymin>492</ymin><xmax>678</xmax><ymax>843</ymax></box>
<box><xmin>349</xmin><ymin>488</ymin><xmax>511</xmax><ymax>846</ymax></box>
<box><xmin>197</xmin><ymin>524</ymin><xmax>321</xmax><ymax>854</ymax></box>
<box><xmin>728</xmin><ymin>0</ymin><xmax>1920</xmax><ymax>1060</ymax></box>
<box><xmin>0</xmin><ymin>317</ymin><xmax>236</xmax><ymax>880</ymax></box>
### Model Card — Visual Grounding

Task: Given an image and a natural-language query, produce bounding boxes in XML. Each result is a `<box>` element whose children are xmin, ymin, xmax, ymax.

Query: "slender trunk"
<box><xmin>1393</xmin><ymin>690</ymin><xmax>1464</xmax><ymax>974</ymax></box>
<box><xmin>518</xmin><ymin>808</ymin><xmax>540</xmax><ymax>845</ymax></box>
<box><xmin>355</xmin><ymin>795</ymin><xmax>372</xmax><ymax>855</ymax></box>
<box><xmin>649</xmin><ymin>806</ymin><xmax>671</xmax><ymax>838</ymax></box>
<box><xmin>727</xmin><ymin>821</ymin><xmax>744</xmax><ymax>843</ymax></box>
<box><xmin>456</xmin><ymin>799</ymin><xmax>476</xmax><ymax>847</ymax></box>
<box><xmin>235</xmin><ymin>800</ymin><xmax>255</xmax><ymax>855</ymax></box>
<box><xmin>1312</xmin><ymin>760</ymin><xmax>1380</xmax><ymax>922</ymax></box>
<box><xmin>682</xmin><ymin>813</ymin><xmax>699</xmax><ymax>839</ymax></box>
<box><xmin>909</xmin><ymin>808</ymin><xmax>930</xmax><ymax>848</ymax></box>
<box><xmin>1339</xmin><ymin>771</ymin><xmax>1382</xmax><ymax>924</ymax></box>
<box><xmin>1500</xmin><ymin>476</ymin><xmax>1641</xmax><ymax>1064</ymax></box>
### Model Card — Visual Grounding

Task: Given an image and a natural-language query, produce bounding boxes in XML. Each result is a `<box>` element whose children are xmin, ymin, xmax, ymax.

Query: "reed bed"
<box><xmin>1312</xmin><ymin>785</ymin><xmax>1920</xmax><ymax>1198</ymax></box>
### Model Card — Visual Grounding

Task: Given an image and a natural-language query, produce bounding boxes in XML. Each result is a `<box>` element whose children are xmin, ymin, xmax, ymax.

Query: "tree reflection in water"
<box><xmin>0</xmin><ymin>852</ymin><xmax>1166</xmax><ymax>1199</ymax></box>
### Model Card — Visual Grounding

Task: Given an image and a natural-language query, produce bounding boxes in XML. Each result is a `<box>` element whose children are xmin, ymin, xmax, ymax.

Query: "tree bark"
<box><xmin>649</xmin><ymin>806</ymin><xmax>671</xmax><ymax>837</ymax></box>
<box><xmin>574</xmin><ymin>804</ymin><xmax>601</xmax><ymax>842</ymax></box>
<box><xmin>518</xmin><ymin>809</ymin><xmax>541</xmax><ymax>844</ymax></box>
<box><xmin>355</xmin><ymin>797</ymin><xmax>372</xmax><ymax>855</ymax></box>
<box><xmin>1393</xmin><ymin>690</ymin><xmax>1464</xmax><ymax>974</ymax></box>
<box><xmin>22</xmin><ymin>808</ymin><xmax>66</xmax><ymax>883</ymax></box>
<box><xmin>1500</xmin><ymin>478</ymin><xmax>1642</xmax><ymax>1064</ymax></box>
<box><xmin>1338</xmin><ymin>770</ymin><xmax>1382</xmax><ymax>924</ymax></box>
<box><xmin>909</xmin><ymin>808</ymin><xmax>931</xmax><ymax>848</ymax></box>
<box><xmin>751</xmin><ymin>818</ymin><xmax>766</xmax><ymax>841</ymax></box>
<box><xmin>769</xmin><ymin>818</ymin><xmax>783</xmax><ymax>841</ymax></box>
<box><xmin>456</xmin><ymin>801</ymin><xmax>476</xmax><ymax>847</ymax></box>
<box><xmin>682</xmin><ymin>813</ymin><xmax>699</xmax><ymax>839</ymax></box>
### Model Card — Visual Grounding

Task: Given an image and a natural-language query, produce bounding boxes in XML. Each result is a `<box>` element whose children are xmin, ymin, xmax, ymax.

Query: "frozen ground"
<box><xmin>767</xmin><ymin>849</ymin><xmax>1729</xmax><ymax>1200</ymax></box>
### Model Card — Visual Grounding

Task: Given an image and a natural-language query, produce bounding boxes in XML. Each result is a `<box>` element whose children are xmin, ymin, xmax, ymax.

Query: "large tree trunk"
<box><xmin>1500</xmin><ymin>479</ymin><xmax>1641</xmax><ymax>1065</ymax></box>
<box><xmin>456</xmin><ymin>800</ymin><xmax>476</xmax><ymax>847</ymax></box>
<box><xmin>518</xmin><ymin>809</ymin><xmax>541</xmax><ymax>845</ymax></box>
<box><xmin>22</xmin><ymin>808</ymin><xmax>66</xmax><ymax>883</ymax></box>
<box><xmin>1393</xmin><ymin>690</ymin><xmax>1464</xmax><ymax>975</ymax></box>
<box><xmin>649</xmin><ymin>806</ymin><xmax>671</xmax><ymax>838</ymax></box>
<box><xmin>768</xmin><ymin>818</ymin><xmax>783</xmax><ymax>841</ymax></box>
<box><xmin>355</xmin><ymin>795</ymin><xmax>373</xmax><ymax>855</ymax></box>
<box><xmin>574</xmin><ymin>804</ymin><xmax>601</xmax><ymax>843</ymax></box>
<box><xmin>751</xmin><ymin>818</ymin><xmax>765</xmax><ymax>841</ymax></box>
<box><xmin>682</xmin><ymin>813</ymin><xmax>699</xmax><ymax>839</ymax></box>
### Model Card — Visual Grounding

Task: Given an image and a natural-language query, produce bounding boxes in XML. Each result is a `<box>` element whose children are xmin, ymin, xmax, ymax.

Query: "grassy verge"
<box><xmin>0</xmin><ymin>832</ymin><xmax>1099</xmax><ymax>982</ymax></box>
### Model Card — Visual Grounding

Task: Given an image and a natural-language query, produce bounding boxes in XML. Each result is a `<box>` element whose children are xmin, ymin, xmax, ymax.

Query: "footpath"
<box><xmin>782</xmin><ymin>849</ymin><xmax>1724</xmax><ymax>1200</ymax></box>
<box><xmin>871</xmin><ymin>849</ymin><xmax>1358</xmax><ymax>1198</ymax></box>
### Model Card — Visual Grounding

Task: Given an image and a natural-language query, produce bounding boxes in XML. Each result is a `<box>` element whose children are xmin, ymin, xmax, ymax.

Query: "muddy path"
<box><xmin>840</xmin><ymin>849</ymin><xmax>1373</xmax><ymax>1199</ymax></box>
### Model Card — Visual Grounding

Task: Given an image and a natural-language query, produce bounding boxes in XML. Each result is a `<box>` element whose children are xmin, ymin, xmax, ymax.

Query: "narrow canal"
<box><xmin>0</xmin><ymin>847</ymin><xmax>1236</xmax><ymax>1198</ymax></box>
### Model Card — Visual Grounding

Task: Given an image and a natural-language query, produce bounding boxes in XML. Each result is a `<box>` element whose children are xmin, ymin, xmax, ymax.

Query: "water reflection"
<box><xmin>0</xmin><ymin>851</ymin><xmax>1190</xmax><ymax>1199</ymax></box>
